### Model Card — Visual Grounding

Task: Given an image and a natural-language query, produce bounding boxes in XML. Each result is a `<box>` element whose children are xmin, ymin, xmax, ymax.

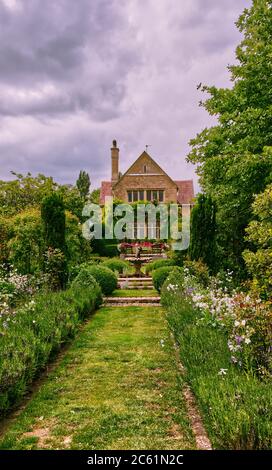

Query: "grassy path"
<box><xmin>0</xmin><ymin>306</ymin><xmax>195</xmax><ymax>450</ymax></box>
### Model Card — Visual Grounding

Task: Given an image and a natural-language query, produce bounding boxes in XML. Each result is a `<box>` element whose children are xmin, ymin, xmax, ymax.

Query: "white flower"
<box><xmin>218</xmin><ymin>368</ymin><xmax>228</xmax><ymax>376</ymax></box>
<box><xmin>245</xmin><ymin>338</ymin><xmax>251</xmax><ymax>345</ymax></box>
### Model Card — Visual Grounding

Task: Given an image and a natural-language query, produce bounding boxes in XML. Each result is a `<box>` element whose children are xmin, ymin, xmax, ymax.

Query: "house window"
<box><xmin>139</xmin><ymin>190</ymin><xmax>144</xmax><ymax>201</ymax></box>
<box><xmin>143</xmin><ymin>165</ymin><xmax>147</xmax><ymax>173</ymax></box>
<box><xmin>128</xmin><ymin>190</ymin><xmax>164</xmax><ymax>203</ymax></box>
<box><xmin>128</xmin><ymin>190</ymin><xmax>145</xmax><ymax>202</ymax></box>
<box><xmin>152</xmin><ymin>190</ymin><xmax>158</xmax><ymax>201</ymax></box>
<box><xmin>146</xmin><ymin>190</ymin><xmax>152</xmax><ymax>201</ymax></box>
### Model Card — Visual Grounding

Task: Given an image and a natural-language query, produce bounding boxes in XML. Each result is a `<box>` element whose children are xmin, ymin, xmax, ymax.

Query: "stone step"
<box><xmin>118</xmin><ymin>277</ymin><xmax>152</xmax><ymax>282</ymax></box>
<box><xmin>123</xmin><ymin>286</ymin><xmax>154</xmax><ymax>290</ymax></box>
<box><xmin>105</xmin><ymin>303</ymin><xmax>161</xmax><ymax>307</ymax></box>
<box><xmin>104</xmin><ymin>297</ymin><xmax>161</xmax><ymax>306</ymax></box>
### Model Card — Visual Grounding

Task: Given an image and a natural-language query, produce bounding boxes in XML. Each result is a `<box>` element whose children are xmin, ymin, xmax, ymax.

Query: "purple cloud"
<box><xmin>0</xmin><ymin>0</ymin><xmax>251</xmax><ymax>190</ymax></box>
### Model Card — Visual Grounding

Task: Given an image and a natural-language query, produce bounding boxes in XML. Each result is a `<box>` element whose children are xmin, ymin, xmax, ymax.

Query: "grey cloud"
<box><xmin>0</xmin><ymin>0</ymin><xmax>251</xmax><ymax>189</ymax></box>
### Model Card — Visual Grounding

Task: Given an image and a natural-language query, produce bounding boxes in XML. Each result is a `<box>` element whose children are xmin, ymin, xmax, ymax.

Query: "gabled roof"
<box><xmin>113</xmin><ymin>151</ymin><xmax>177</xmax><ymax>189</ymax></box>
<box><xmin>175</xmin><ymin>180</ymin><xmax>194</xmax><ymax>204</ymax></box>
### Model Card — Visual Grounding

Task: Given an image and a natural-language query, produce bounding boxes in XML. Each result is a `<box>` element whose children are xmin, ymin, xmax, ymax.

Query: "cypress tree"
<box><xmin>76</xmin><ymin>170</ymin><xmax>91</xmax><ymax>200</ymax></box>
<box><xmin>189</xmin><ymin>194</ymin><xmax>216</xmax><ymax>272</ymax></box>
<box><xmin>41</xmin><ymin>193</ymin><xmax>67</xmax><ymax>289</ymax></box>
<box><xmin>41</xmin><ymin>193</ymin><xmax>66</xmax><ymax>251</ymax></box>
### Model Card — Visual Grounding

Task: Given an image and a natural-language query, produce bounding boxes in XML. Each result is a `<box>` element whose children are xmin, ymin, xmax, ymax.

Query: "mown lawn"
<box><xmin>111</xmin><ymin>289</ymin><xmax>158</xmax><ymax>297</ymax></box>
<box><xmin>0</xmin><ymin>307</ymin><xmax>195</xmax><ymax>450</ymax></box>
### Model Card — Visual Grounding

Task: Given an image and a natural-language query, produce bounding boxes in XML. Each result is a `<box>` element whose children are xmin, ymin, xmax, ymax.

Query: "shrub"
<box><xmin>67</xmin><ymin>258</ymin><xmax>111</xmax><ymax>284</ymax></box>
<box><xmin>71</xmin><ymin>269</ymin><xmax>102</xmax><ymax>307</ymax></box>
<box><xmin>101</xmin><ymin>258</ymin><xmax>129</xmax><ymax>274</ymax></box>
<box><xmin>243</xmin><ymin>184</ymin><xmax>272</xmax><ymax>299</ymax></box>
<box><xmin>152</xmin><ymin>266</ymin><xmax>181</xmax><ymax>293</ymax></box>
<box><xmin>83</xmin><ymin>265</ymin><xmax>118</xmax><ymax>295</ymax></box>
<box><xmin>145</xmin><ymin>259</ymin><xmax>175</xmax><ymax>275</ymax></box>
<box><xmin>161</xmin><ymin>268</ymin><xmax>272</xmax><ymax>449</ymax></box>
<box><xmin>91</xmin><ymin>238</ymin><xmax>119</xmax><ymax>257</ymax></box>
<box><xmin>170</xmin><ymin>249</ymin><xmax>188</xmax><ymax>267</ymax></box>
<box><xmin>43</xmin><ymin>248</ymin><xmax>67</xmax><ymax>291</ymax></box>
<box><xmin>163</xmin><ymin>294</ymin><xmax>272</xmax><ymax>449</ymax></box>
<box><xmin>183</xmin><ymin>259</ymin><xmax>210</xmax><ymax>287</ymax></box>
<box><xmin>0</xmin><ymin>284</ymin><xmax>102</xmax><ymax>416</ymax></box>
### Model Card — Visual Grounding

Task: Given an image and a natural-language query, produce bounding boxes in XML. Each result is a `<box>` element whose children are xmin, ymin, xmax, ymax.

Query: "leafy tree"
<box><xmin>58</xmin><ymin>185</ymin><xmax>84</xmax><ymax>219</ymax></box>
<box><xmin>243</xmin><ymin>184</ymin><xmax>272</xmax><ymax>298</ymax></box>
<box><xmin>0</xmin><ymin>172</ymin><xmax>86</xmax><ymax>219</ymax></box>
<box><xmin>90</xmin><ymin>188</ymin><xmax>100</xmax><ymax>204</ymax></box>
<box><xmin>189</xmin><ymin>194</ymin><xmax>216</xmax><ymax>272</ymax></box>
<box><xmin>0</xmin><ymin>173</ymin><xmax>57</xmax><ymax>216</ymax></box>
<box><xmin>8</xmin><ymin>209</ymin><xmax>43</xmax><ymax>274</ymax></box>
<box><xmin>76</xmin><ymin>170</ymin><xmax>91</xmax><ymax>200</ymax></box>
<box><xmin>187</xmin><ymin>0</ymin><xmax>272</xmax><ymax>276</ymax></box>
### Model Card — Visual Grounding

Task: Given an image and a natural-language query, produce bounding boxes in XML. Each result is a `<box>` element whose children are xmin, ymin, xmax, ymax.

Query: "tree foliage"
<box><xmin>8</xmin><ymin>209</ymin><xmax>43</xmax><ymax>274</ymax></box>
<box><xmin>41</xmin><ymin>193</ymin><xmax>66</xmax><ymax>252</ymax></box>
<box><xmin>243</xmin><ymin>184</ymin><xmax>272</xmax><ymax>298</ymax></box>
<box><xmin>76</xmin><ymin>170</ymin><xmax>91</xmax><ymax>200</ymax></box>
<box><xmin>187</xmin><ymin>0</ymin><xmax>272</xmax><ymax>276</ymax></box>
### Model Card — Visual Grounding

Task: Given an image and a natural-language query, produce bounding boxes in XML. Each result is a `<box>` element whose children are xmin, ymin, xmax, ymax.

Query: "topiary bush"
<box><xmin>152</xmin><ymin>266</ymin><xmax>182</xmax><ymax>293</ymax></box>
<box><xmin>84</xmin><ymin>265</ymin><xmax>118</xmax><ymax>295</ymax></box>
<box><xmin>101</xmin><ymin>258</ymin><xmax>129</xmax><ymax>274</ymax></box>
<box><xmin>145</xmin><ymin>259</ymin><xmax>176</xmax><ymax>275</ymax></box>
<box><xmin>71</xmin><ymin>269</ymin><xmax>102</xmax><ymax>307</ymax></box>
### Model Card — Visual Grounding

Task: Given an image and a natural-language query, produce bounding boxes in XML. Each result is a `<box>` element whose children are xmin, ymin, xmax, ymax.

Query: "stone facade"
<box><xmin>99</xmin><ymin>140</ymin><xmax>194</xmax><ymax>206</ymax></box>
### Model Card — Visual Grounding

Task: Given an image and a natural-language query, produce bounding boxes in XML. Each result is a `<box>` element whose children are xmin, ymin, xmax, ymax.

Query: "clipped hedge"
<box><xmin>83</xmin><ymin>265</ymin><xmax>118</xmax><ymax>295</ymax></box>
<box><xmin>101</xmin><ymin>258</ymin><xmax>129</xmax><ymax>274</ymax></box>
<box><xmin>71</xmin><ymin>270</ymin><xmax>102</xmax><ymax>307</ymax></box>
<box><xmin>68</xmin><ymin>258</ymin><xmax>110</xmax><ymax>283</ymax></box>
<box><xmin>145</xmin><ymin>259</ymin><xmax>176</xmax><ymax>275</ymax></box>
<box><xmin>161</xmin><ymin>273</ymin><xmax>272</xmax><ymax>450</ymax></box>
<box><xmin>152</xmin><ymin>266</ymin><xmax>182</xmax><ymax>292</ymax></box>
<box><xmin>0</xmin><ymin>284</ymin><xmax>102</xmax><ymax>416</ymax></box>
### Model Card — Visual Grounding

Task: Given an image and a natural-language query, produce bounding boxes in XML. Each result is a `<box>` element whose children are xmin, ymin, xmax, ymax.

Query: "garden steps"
<box><xmin>118</xmin><ymin>277</ymin><xmax>154</xmax><ymax>290</ymax></box>
<box><xmin>123</xmin><ymin>254</ymin><xmax>167</xmax><ymax>261</ymax></box>
<box><xmin>104</xmin><ymin>296</ymin><xmax>161</xmax><ymax>307</ymax></box>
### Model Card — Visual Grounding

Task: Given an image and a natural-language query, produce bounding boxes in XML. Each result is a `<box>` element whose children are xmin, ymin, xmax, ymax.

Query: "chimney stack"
<box><xmin>111</xmin><ymin>139</ymin><xmax>119</xmax><ymax>185</ymax></box>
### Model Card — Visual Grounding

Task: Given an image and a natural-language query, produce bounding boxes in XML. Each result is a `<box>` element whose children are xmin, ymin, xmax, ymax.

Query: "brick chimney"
<box><xmin>111</xmin><ymin>139</ymin><xmax>119</xmax><ymax>185</ymax></box>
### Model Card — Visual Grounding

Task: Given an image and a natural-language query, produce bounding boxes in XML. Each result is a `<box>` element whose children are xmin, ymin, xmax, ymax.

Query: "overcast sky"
<box><xmin>0</xmin><ymin>0</ymin><xmax>251</xmax><ymax>191</ymax></box>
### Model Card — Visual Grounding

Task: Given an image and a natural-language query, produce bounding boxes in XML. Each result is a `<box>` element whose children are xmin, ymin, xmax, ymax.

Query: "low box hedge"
<box><xmin>152</xmin><ymin>266</ymin><xmax>182</xmax><ymax>292</ymax></box>
<box><xmin>145</xmin><ymin>259</ymin><xmax>176</xmax><ymax>275</ymax></box>
<box><xmin>0</xmin><ymin>283</ymin><xmax>102</xmax><ymax>416</ymax></box>
<box><xmin>82</xmin><ymin>265</ymin><xmax>118</xmax><ymax>295</ymax></box>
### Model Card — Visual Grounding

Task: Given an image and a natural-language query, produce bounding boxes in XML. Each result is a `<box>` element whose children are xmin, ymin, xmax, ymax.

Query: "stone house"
<box><xmin>100</xmin><ymin>140</ymin><xmax>194</xmax><ymax>206</ymax></box>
